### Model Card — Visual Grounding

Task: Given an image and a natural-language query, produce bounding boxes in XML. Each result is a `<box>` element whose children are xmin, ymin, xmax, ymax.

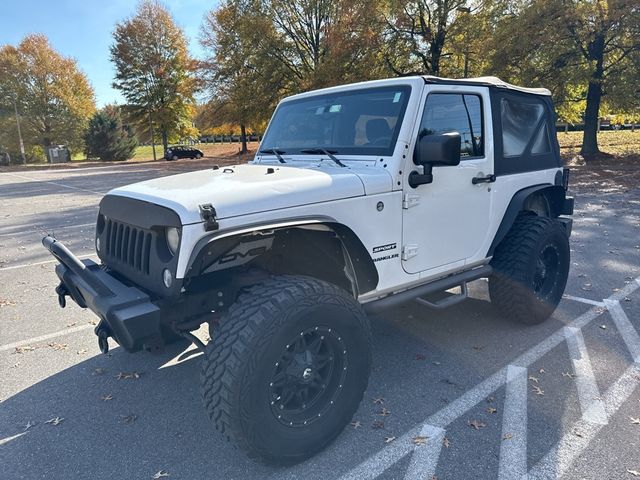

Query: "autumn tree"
<box><xmin>111</xmin><ymin>0</ymin><xmax>197</xmax><ymax>155</ymax></box>
<box><xmin>488</xmin><ymin>0</ymin><xmax>640</xmax><ymax>158</ymax></box>
<box><xmin>85</xmin><ymin>105</ymin><xmax>138</xmax><ymax>161</ymax></box>
<box><xmin>382</xmin><ymin>0</ymin><xmax>470</xmax><ymax>76</ymax></box>
<box><xmin>200</xmin><ymin>0</ymin><xmax>284</xmax><ymax>152</ymax></box>
<box><xmin>0</xmin><ymin>34</ymin><xmax>95</xmax><ymax>161</ymax></box>
<box><xmin>262</xmin><ymin>0</ymin><xmax>385</xmax><ymax>90</ymax></box>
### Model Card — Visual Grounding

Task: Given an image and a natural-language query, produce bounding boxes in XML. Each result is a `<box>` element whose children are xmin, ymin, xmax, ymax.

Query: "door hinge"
<box><xmin>402</xmin><ymin>244</ymin><xmax>419</xmax><ymax>261</ymax></box>
<box><xmin>199</xmin><ymin>203</ymin><xmax>219</xmax><ymax>231</ymax></box>
<box><xmin>402</xmin><ymin>193</ymin><xmax>420</xmax><ymax>209</ymax></box>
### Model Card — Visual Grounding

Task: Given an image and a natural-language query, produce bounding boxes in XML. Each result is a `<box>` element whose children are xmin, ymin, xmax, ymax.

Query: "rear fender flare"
<box><xmin>487</xmin><ymin>184</ymin><xmax>569</xmax><ymax>257</ymax></box>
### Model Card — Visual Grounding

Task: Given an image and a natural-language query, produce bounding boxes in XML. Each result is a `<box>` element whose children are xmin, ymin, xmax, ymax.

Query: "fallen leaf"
<box><xmin>472</xmin><ymin>345</ymin><xmax>485</xmax><ymax>351</ymax></box>
<box><xmin>14</xmin><ymin>345</ymin><xmax>36</xmax><ymax>354</ymax></box>
<box><xmin>415</xmin><ymin>353</ymin><xmax>426</xmax><ymax>360</ymax></box>
<box><xmin>66</xmin><ymin>322</ymin><xmax>77</xmax><ymax>327</ymax></box>
<box><xmin>350</xmin><ymin>421</ymin><xmax>361</xmax><ymax>428</ymax></box>
<box><xmin>631</xmin><ymin>417</ymin><xmax>640</xmax><ymax>425</ymax></box>
<box><xmin>487</xmin><ymin>407</ymin><xmax>497</xmax><ymax>414</ymax></box>
<box><xmin>412</xmin><ymin>436</ymin><xmax>429</xmax><ymax>445</ymax></box>
<box><xmin>92</xmin><ymin>368</ymin><xmax>105</xmax><ymax>375</ymax></box>
<box><xmin>101</xmin><ymin>394</ymin><xmax>114</xmax><ymax>402</ymax></box>
<box><xmin>528</xmin><ymin>375</ymin><xmax>539</xmax><ymax>383</ymax></box>
<box><xmin>153</xmin><ymin>471</ymin><xmax>170</xmax><ymax>479</ymax></box>
<box><xmin>468</xmin><ymin>419</ymin><xmax>486</xmax><ymax>430</ymax></box>
<box><xmin>379</xmin><ymin>408</ymin><xmax>391</xmax><ymax>417</ymax></box>
<box><xmin>572</xmin><ymin>429</ymin><xmax>583</xmax><ymax>438</ymax></box>
<box><xmin>503</xmin><ymin>433</ymin><xmax>513</xmax><ymax>440</ymax></box>
<box><xmin>562</xmin><ymin>371</ymin><xmax>576</xmax><ymax>378</ymax></box>
<box><xmin>77</xmin><ymin>349</ymin><xmax>88</xmax><ymax>355</ymax></box>
<box><xmin>45</xmin><ymin>417</ymin><xmax>64</xmax><ymax>426</ymax></box>
<box><xmin>384</xmin><ymin>436</ymin><xmax>396</xmax><ymax>444</ymax></box>
<box><xmin>628</xmin><ymin>470</ymin><xmax>640</xmax><ymax>477</ymax></box>
<box><xmin>47</xmin><ymin>342</ymin><xmax>68</xmax><ymax>351</ymax></box>
<box><xmin>532</xmin><ymin>385</ymin><xmax>545</xmax><ymax>396</ymax></box>
<box><xmin>24</xmin><ymin>420</ymin><xmax>37</xmax><ymax>430</ymax></box>
<box><xmin>0</xmin><ymin>299</ymin><xmax>17</xmax><ymax>307</ymax></box>
<box><xmin>120</xmin><ymin>414</ymin><xmax>137</xmax><ymax>424</ymax></box>
<box><xmin>443</xmin><ymin>437</ymin><xmax>451</xmax><ymax>448</ymax></box>
<box><xmin>539</xmin><ymin>368</ymin><xmax>546</xmax><ymax>374</ymax></box>
<box><xmin>373</xmin><ymin>397</ymin><xmax>384</xmax><ymax>405</ymax></box>
<box><xmin>486</xmin><ymin>396</ymin><xmax>495</xmax><ymax>403</ymax></box>
<box><xmin>372</xmin><ymin>420</ymin><xmax>385</xmax><ymax>429</ymax></box>
<box><xmin>116</xmin><ymin>372</ymin><xmax>140</xmax><ymax>380</ymax></box>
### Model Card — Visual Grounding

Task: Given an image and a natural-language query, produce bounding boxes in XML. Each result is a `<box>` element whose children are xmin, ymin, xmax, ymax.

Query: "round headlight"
<box><xmin>166</xmin><ymin>227</ymin><xmax>181</xmax><ymax>255</ymax></box>
<box><xmin>162</xmin><ymin>268</ymin><xmax>173</xmax><ymax>288</ymax></box>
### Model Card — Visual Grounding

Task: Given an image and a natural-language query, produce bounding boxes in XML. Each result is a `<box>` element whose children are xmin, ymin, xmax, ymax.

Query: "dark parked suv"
<box><xmin>165</xmin><ymin>145</ymin><xmax>204</xmax><ymax>161</ymax></box>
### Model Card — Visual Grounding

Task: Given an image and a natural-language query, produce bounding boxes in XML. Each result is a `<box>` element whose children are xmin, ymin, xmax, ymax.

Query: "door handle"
<box><xmin>472</xmin><ymin>174</ymin><xmax>496</xmax><ymax>185</ymax></box>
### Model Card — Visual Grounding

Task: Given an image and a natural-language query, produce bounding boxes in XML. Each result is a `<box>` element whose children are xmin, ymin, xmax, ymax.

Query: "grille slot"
<box><xmin>104</xmin><ymin>219</ymin><xmax>151</xmax><ymax>274</ymax></box>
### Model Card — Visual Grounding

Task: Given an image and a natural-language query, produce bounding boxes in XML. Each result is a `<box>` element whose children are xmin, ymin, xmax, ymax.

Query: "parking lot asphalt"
<box><xmin>1</xmin><ymin>160</ymin><xmax>639</xmax><ymax>480</ymax></box>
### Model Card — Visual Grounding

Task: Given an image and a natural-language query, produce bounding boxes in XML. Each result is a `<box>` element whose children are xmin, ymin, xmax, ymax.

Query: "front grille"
<box><xmin>104</xmin><ymin>219</ymin><xmax>152</xmax><ymax>274</ymax></box>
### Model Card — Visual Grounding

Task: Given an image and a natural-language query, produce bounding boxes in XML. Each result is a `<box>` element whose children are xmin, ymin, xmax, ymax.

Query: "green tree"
<box><xmin>0</xmin><ymin>34</ymin><xmax>95</xmax><ymax>161</ymax></box>
<box><xmin>111</xmin><ymin>0</ymin><xmax>197</xmax><ymax>155</ymax></box>
<box><xmin>85</xmin><ymin>105</ymin><xmax>138</xmax><ymax>161</ymax></box>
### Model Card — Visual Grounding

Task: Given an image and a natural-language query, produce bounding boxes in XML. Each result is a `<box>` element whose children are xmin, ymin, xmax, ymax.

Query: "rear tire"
<box><xmin>489</xmin><ymin>214</ymin><xmax>570</xmax><ymax>325</ymax></box>
<box><xmin>172</xmin><ymin>155</ymin><xmax>179</xmax><ymax>161</ymax></box>
<box><xmin>200</xmin><ymin>275</ymin><xmax>371</xmax><ymax>465</ymax></box>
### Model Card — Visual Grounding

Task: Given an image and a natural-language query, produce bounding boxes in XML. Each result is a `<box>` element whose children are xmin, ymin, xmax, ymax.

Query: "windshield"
<box><xmin>260</xmin><ymin>86</ymin><xmax>412</xmax><ymax>157</ymax></box>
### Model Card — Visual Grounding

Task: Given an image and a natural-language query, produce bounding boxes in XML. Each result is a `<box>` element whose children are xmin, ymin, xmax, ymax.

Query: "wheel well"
<box><xmin>487</xmin><ymin>184</ymin><xmax>568</xmax><ymax>257</ymax></box>
<box><xmin>185</xmin><ymin>223</ymin><xmax>378</xmax><ymax>298</ymax></box>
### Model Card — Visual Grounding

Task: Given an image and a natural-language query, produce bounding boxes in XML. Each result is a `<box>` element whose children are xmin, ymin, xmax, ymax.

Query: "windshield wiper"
<box><xmin>300</xmin><ymin>148</ymin><xmax>346</xmax><ymax>167</ymax></box>
<box><xmin>259</xmin><ymin>148</ymin><xmax>287</xmax><ymax>164</ymax></box>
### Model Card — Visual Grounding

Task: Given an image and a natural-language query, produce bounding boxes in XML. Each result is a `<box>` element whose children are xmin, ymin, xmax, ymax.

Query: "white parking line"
<box><xmin>564</xmin><ymin>327</ymin><xmax>608</xmax><ymax>425</ymax></box>
<box><xmin>336</xmin><ymin>276</ymin><xmax>640</xmax><ymax>480</ymax></box>
<box><xmin>2</xmin><ymin>172</ymin><xmax>105</xmax><ymax>195</ymax></box>
<box><xmin>562</xmin><ymin>294</ymin><xmax>605</xmax><ymax>307</ymax></box>
<box><xmin>527</xmin><ymin>363</ymin><xmax>640</xmax><ymax>480</ymax></box>
<box><xmin>0</xmin><ymin>223</ymin><xmax>96</xmax><ymax>237</ymax></box>
<box><xmin>404</xmin><ymin>424</ymin><xmax>445</xmax><ymax>480</ymax></box>
<box><xmin>0</xmin><ymin>324</ymin><xmax>95</xmax><ymax>353</ymax></box>
<box><xmin>604</xmin><ymin>299</ymin><xmax>640</xmax><ymax>363</ymax></box>
<box><xmin>498</xmin><ymin>365</ymin><xmax>528</xmax><ymax>480</ymax></box>
<box><xmin>0</xmin><ymin>254</ymin><xmax>96</xmax><ymax>271</ymax></box>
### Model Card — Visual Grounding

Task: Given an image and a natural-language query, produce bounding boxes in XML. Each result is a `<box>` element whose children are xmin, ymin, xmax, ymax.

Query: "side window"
<box><xmin>501</xmin><ymin>98</ymin><xmax>550</xmax><ymax>157</ymax></box>
<box><xmin>418</xmin><ymin>93</ymin><xmax>484</xmax><ymax>158</ymax></box>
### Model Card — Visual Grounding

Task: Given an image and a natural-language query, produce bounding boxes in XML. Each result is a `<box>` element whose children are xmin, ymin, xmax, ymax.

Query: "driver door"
<box><xmin>402</xmin><ymin>87</ymin><xmax>494</xmax><ymax>275</ymax></box>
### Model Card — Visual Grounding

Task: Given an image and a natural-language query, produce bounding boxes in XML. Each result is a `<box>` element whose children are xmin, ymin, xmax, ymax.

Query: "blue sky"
<box><xmin>0</xmin><ymin>0</ymin><xmax>216</xmax><ymax>106</ymax></box>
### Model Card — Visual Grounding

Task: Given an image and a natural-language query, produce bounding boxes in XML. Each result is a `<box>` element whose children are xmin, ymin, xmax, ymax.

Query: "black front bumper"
<box><xmin>43</xmin><ymin>236</ymin><xmax>165</xmax><ymax>353</ymax></box>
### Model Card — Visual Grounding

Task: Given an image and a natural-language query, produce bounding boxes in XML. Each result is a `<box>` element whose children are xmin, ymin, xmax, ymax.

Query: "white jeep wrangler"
<box><xmin>44</xmin><ymin>76</ymin><xmax>574</xmax><ymax>464</ymax></box>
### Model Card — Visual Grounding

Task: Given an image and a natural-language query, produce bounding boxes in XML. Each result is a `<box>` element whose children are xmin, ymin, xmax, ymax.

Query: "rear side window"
<box><xmin>418</xmin><ymin>93</ymin><xmax>484</xmax><ymax>158</ymax></box>
<box><xmin>501</xmin><ymin>99</ymin><xmax>550</xmax><ymax>157</ymax></box>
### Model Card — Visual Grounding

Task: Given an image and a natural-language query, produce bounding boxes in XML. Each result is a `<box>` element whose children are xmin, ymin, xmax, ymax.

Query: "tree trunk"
<box><xmin>161</xmin><ymin>128</ymin><xmax>169</xmax><ymax>153</ymax></box>
<box><xmin>240</xmin><ymin>124</ymin><xmax>247</xmax><ymax>153</ymax></box>
<box><xmin>580</xmin><ymin>34</ymin><xmax>605</xmax><ymax>159</ymax></box>
<box><xmin>148</xmin><ymin>110</ymin><xmax>157</xmax><ymax>161</ymax></box>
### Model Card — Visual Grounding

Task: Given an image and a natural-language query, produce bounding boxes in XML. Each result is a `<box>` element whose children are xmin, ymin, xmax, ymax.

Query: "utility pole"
<box><xmin>148</xmin><ymin>109</ymin><xmax>157</xmax><ymax>161</ymax></box>
<box><xmin>12</xmin><ymin>95</ymin><xmax>26</xmax><ymax>164</ymax></box>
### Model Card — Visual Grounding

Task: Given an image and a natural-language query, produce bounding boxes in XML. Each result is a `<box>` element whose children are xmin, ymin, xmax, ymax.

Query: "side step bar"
<box><xmin>363</xmin><ymin>265</ymin><xmax>492</xmax><ymax>314</ymax></box>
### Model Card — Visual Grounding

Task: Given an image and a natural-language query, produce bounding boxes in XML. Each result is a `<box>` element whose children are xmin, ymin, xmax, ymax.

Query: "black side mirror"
<box><xmin>414</xmin><ymin>132</ymin><xmax>461</xmax><ymax>166</ymax></box>
<box><xmin>409</xmin><ymin>132</ymin><xmax>461</xmax><ymax>188</ymax></box>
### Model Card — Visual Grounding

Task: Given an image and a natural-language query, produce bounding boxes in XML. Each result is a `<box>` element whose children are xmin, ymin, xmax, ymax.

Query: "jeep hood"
<box><xmin>107</xmin><ymin>163</ymin><xmax>390</xmax><ymax>225</ymax></box>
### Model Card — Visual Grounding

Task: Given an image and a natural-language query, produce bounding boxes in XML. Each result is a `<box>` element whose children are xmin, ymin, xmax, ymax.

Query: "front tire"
<box><xmin>489</xmin><ymin>214</ymin><xmax>570</xmax><ymax>325</ymax></box>
<box><xmin>201</xmin><ymin>275</ymin><xmax>371</xmax><ymax>465</ymax></box>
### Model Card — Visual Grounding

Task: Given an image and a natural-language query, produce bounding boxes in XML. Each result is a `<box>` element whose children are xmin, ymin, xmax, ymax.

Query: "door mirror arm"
<box><xmin>408</xmin><ymin>166</ymin><xmax>433</xmax><ymax>188</ymax></box>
